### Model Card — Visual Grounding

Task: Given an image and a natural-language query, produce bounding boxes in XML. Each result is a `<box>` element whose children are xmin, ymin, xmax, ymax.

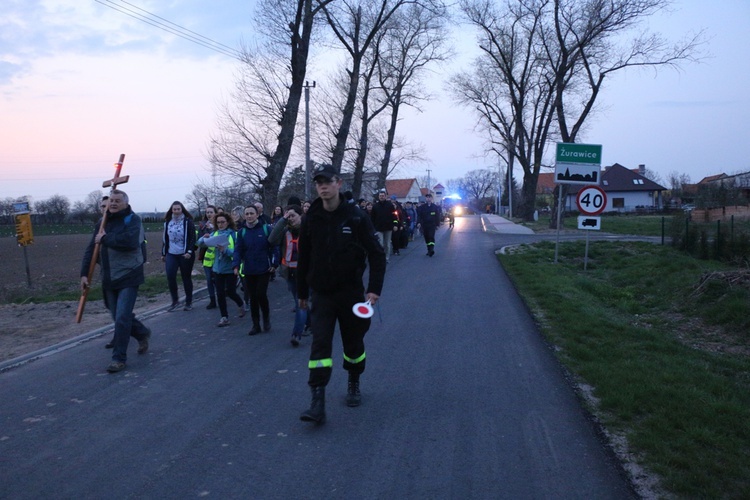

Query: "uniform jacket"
<box><xmin>80</xmin><ymin>206</ymin><xmax>145</xmax><ymax>290</ymax></box>
<box><xmin>418</xmin><ymin>203</ymin><xmax>442</xmax><ymax>228</ymax></box>
<box><xmin>232</xmin><ymin>222</ymin><xmax>279</xmax><ymax>276</ymax></box>
<box><xmin>297</xmin><ymin>195</ymin><xmax>386</xmax><ymax>299</ymax></box>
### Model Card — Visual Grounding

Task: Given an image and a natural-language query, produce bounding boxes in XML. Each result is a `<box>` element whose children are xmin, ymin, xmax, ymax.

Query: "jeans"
<box><xmin>103</xmin><ymin>286</ymin><xmax>149</xmax><ymax>363</ymax></box>
<box><xmin>377</xmin><ymin>231</ymin><xmax>392</xmax><ymax>261</ymax></box>
<box><xmin>286</xmin><ymin>272</ymin><xmax>308</xmax><ymax>336</ymax></box>
<box><xmin>165</xmin><ymin>253</ymin><xmax>195</xmax><ymax>305</ymax></box>
<box><xmin>203</xmin><ymin>265</ymin><xmax>216</xmax><ymax>300</ymax></box>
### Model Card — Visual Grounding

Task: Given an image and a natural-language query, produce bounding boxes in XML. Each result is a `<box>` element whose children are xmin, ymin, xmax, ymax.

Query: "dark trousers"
<box><xmin>215</xmin><ymin>272</ymin><xmax>243</xmax><ymax>318</ymax></box>
<box><xmin>243</xmin><ymin>272</ymin><xmax>270</xmax><ymax>324</ymax></box>
<box><xmin>104</xmin><ymin>286</ymin><xmax>149</xmax><ymax>363</ymax></box>
<box><xmin>165</xmin><ymin>253</ymin><xmax>195</xmax><ymax>305</ymax></box>
<box><xmin>307</xmin><ymin>288</ymin><xmax>370</xmax><ymax>387</ymax></box>
<box><xmin>423</xmin><ymin>225</ymin><xmax>436</xmax><ymax>249</ymax></box>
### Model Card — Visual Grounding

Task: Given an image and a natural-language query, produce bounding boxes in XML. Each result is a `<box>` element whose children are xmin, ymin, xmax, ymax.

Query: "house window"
<box><xmin>632</xmin><ymin>179</ymin><xmax>644</xmax><ymax>185</ymax></box>
<box><xmin>613</xmin><ymin>198</ymin><xmax>625</xmax><ymax>208</ymax></box>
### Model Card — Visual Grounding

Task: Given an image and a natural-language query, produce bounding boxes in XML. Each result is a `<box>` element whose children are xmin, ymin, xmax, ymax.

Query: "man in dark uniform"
<box><xmin>417</xmin><ymin>193</ymin><xmax>442</xmax><ymax>256</ymax></box>
<box><xmin>297</xmin><ymin>164</ymin><xmax>386</xmax><ymax>424</ymax></box>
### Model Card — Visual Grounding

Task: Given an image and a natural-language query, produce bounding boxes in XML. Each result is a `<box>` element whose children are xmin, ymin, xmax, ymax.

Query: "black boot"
<box><xmin>263</xmin><ymin>316</ymin><xmax>272</xmax><ymax>332</ymax></box>
<box><xmin>206</xmin><ymin>298</ymin><xmax>217</xmax><ymax>310</ymax></box>
<box><xmin>248</xmin><ymin>321</ymin><xmax>261</xmax><ymax>336</ymax></box>
<box><xmin>346</xmin><ymin>373</ymin><xmax>361</xmax><ymax>407</ymax></box>
<box><xmin>300</xmin><ymin>386</ymin><xmax>326</xmax><ymax>424</ymax></box>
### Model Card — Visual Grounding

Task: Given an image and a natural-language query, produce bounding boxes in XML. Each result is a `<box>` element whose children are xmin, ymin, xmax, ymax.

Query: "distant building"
<box><xmin>384</xmin><ymin>178</ymin><xmax>422</xmax><ymax>203</ymax></box>
<box><xmin>565</xmin><ymin>163</ymin><xmax>667</xmax><ymax>213</ymax></box>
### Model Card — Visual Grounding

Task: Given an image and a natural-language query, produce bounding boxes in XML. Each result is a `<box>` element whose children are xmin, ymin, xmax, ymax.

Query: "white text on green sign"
<box><xmin>556</xmin><ymin>143</ymin><xmax>602</xmax><ymax>165</ymax></box>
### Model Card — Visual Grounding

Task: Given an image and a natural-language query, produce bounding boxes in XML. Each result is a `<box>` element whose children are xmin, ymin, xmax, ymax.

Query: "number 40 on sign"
<box><xmin>576</xmin><ymin>185</ymin><xmax>607</xmax><ymax>216</ymax></box>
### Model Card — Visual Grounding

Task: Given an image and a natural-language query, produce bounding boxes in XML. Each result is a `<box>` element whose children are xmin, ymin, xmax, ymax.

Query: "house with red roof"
<box><xmin>384</xmin><ymin>178</ymin><xmax>423</xmax><ymax>203</ymax></box>
<box><xmin>564</xmin><ymin>163</ymin><xmax>667</xmax><ymax>212</ymax></box>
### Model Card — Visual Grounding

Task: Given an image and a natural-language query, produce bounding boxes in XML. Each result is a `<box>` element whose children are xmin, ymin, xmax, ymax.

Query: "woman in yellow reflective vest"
<box><xmin>197</xmin><ymin>213</ymin><xmax>245</xmax><ymax>327</ymax></box>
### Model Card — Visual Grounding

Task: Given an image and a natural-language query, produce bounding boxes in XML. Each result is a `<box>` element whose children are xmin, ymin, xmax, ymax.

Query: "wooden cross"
<box><xmin>75</xmin><ymin>154</ymin><xmax>128</xmax><ymax>323</ymax></box>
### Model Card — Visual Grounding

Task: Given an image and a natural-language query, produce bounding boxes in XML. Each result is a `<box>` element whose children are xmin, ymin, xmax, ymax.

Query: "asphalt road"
<box><xmin>0</xmin><ymin>215</ymin><xmax>635</xmax><ymax>499</ymax></box>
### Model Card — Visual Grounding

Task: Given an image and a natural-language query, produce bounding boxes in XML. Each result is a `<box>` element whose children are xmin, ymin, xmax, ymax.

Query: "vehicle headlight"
<box><xmin>454</xmin><ymin>206</ymin><xmax>463</xmax><ymax>215</ymax></box>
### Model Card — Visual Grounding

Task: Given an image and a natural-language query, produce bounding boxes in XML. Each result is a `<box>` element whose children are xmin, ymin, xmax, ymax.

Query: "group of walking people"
<box><xmin>82</xmin><ymin>166</ymin><xmax>453</xmax><ymax>425</ymax></box>
<box><xmin>365</xmin><ymin>189</ymin><xmax>443</xmax><ymax>260</ymax></box>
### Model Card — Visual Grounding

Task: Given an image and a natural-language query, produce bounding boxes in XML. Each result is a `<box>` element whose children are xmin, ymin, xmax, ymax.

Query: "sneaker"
<box><xmin>167</xmin><ymin>302</ymin><xmax>180</xmax><ymax>312</ymax></box>
<box><xmin>248</xmin><ymin>325</ymin><xmax>261</xmax><ymax>336</ymax></box>
<box><xmin>290</xmin><ymin>335</ymin><xmax>300</xmax><ymax>347</ymax></box>
<box><xmin>183</xmin><ymin>303</ymin><xmax>193</xmax><ymax>311</ymax></box>
<box><xmin>218</xmin><ymin>317</ymin><xmax>230</xmax><ymax>327</ymax></box>
<box><xmin>206</xmin><ymin>300</ymin><xmax>217</xmax><ymax>310</ymax></box>
<box><xmin>104</xmin><ymin>340</ymin><xmax>114</xmax><ymax>349</ymax></box>
<box><xmin>238</xmin><ymin>305</ymin><xmax>246</xmax><ymax>318</ymax></box>
<box><xmin>244</xmin><ymin>303</ymin><xmax>250</xmax><ymax>312</ymax></box>
<box><xmin>106</xmin><ymin>361</ymin><xmax>126</xmax><ymax>373</ymax></box>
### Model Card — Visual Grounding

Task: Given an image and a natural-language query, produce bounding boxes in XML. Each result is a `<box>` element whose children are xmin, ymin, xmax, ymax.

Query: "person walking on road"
<box><xmin>268</xmin><ymin>204</ymin><xmax>307</xmax><ymax>347</ymax></box>
<box><xmin>370</xmin><ymin>189</ymin><xmax>397</xmax><ymax>263</ymax></box>
<box><xmin>233</xmin><ymin>205</ymin><xmax>278</xmax><ymax>335</ymax></box>
<box><xmin>297</xmin><ymin>164</ymin><xmax>386</xmax><ymax>424</ymax></box>
<box><xmin>417</xmin><ymin>193</ymin><xmax>442</xmax><ymax>256</ymax></box>
<box><xmin>198</xmin><ymin>205</ymin><xmax>218</xmax><ymax>310</ymax></box>
<box><xmin>198</xmin><ymin>213</ymin><xmax>245</xmax><ymax>327</ymax></box>
<box><xmin>80</xmin><ymin>190</ymin><xmax>150</xmax><ymax>373</ymax></box>
<box><xmin>162</xmin><ymin>201</ymin><xmax>197</xmax><ymax>311</ymax></box>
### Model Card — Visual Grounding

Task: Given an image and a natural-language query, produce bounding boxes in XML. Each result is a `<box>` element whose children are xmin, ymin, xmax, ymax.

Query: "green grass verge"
<box><xmin>520</xmin><ymin>214</ymin><xmax>671</xmax><ymax>236</ymax></box>
<box><xmin>5</xmin><ymin>275</ymin><xmax>172</xmax><ymax>304</ymax></box>
<box><xmin>499</xmin><ymin>240</ymin><xmax>750</xmax><ymax>498</ymax></box>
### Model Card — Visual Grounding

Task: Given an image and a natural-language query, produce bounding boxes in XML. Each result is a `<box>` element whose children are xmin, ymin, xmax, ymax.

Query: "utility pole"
<box><xmin>426</xmin><ymin>168</ymin><xmax>432</xmax><ymax>196</ymax></box>
<box><xmin>304</xmin><ymin>80</ymin><xmax>316</xmax><ymax>200</ymax></box>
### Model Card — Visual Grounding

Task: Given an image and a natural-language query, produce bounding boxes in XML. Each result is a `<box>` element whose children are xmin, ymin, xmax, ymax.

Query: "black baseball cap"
<box><xmin>313</xmin><ymin>164</ymin><xmax>337</xmax><ymax>181</ymax></box>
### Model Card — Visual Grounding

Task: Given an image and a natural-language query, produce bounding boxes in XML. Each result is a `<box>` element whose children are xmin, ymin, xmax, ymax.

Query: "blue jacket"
<box><xmin>232</xmin><ymin>223</ymin><xmax>278</xmax><ymax>276</ymax></box>
<box><xmin>197</xmin><ymin>229</ymin><xmax>237</xmax><ymax>275</ymax></box>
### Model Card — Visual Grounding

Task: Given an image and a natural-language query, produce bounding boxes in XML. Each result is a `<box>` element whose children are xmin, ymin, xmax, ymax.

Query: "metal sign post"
<box><xmin>576</xmin><ymin>186</ymin><xmax>607</xmax><ymax>270</ymax></box>
<box><xmin>14</xmin><ymin>202</ymin><xmax>33</xmax><ymax>287</ymax></box>
<box><xmin>553</xmin><ymin>143</ymin><xmax>603</xmax><ymax>264</ymax></box>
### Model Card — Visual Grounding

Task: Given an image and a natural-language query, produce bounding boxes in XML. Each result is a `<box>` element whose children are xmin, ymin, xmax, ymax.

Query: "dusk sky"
<box><xmin>2</xmin><ymin>0</ymin><xmax>748</xmax><ymax>213</ymax></box>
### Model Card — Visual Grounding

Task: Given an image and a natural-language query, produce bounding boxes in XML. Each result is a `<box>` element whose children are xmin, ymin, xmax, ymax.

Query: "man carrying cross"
<box><xmin>80</xmin><ymin>189</ymin><xmax>150</xmax><ymax>373</ymax></box>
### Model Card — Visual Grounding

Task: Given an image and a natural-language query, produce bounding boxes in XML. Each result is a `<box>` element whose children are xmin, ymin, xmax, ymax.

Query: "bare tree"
<box><xmin>319</xmin><ymin>0</ymin><xmax>436</xmax><ymax>174</ymax></box>
<box><xmin>460</xmin><ymin>168</ymin><xmax>497</xmax><ymax>209</ymax></box>
<box><xmin>209</xmin><ymin>0</ymin><xmax>330</xmax><ymax>211</ymax></box>
<box><xmin>456</xmin><ymin>0</ymin><xmax>704</xmax><ymax>221</ymax></box>
<box><xmin>453</xmin><ymin>0</ymin><xmax>558</xmax><ymax>221</ymax></box>
<box><xmin>35</xmin><ymin>194</ymin><xmax>70</xmax><ymax>224</ymax></box>
<box><xmin>377</xmin><ymin>2</ymin><xmax>451</xmax><ymax>188</ymax></box>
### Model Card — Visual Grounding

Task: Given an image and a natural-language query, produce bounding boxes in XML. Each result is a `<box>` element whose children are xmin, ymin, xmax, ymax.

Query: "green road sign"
<box><xmin>555</xmin><ymin>143</ymin><xmax>602</xmax><ymax>165</ymax></box>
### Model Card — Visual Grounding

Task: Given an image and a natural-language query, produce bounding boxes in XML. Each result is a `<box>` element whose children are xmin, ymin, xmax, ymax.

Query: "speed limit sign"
<box><xmin>576</xmin><ymin>185</ymin><xmax>608</xmax><ymax>216</ymax></box>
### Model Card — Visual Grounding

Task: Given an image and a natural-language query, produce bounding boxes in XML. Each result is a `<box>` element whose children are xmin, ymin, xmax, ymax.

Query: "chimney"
<box><xmin>638</xmin><ymin>164</ymin><xmax>646</xmax><ymax>175</ymax></box>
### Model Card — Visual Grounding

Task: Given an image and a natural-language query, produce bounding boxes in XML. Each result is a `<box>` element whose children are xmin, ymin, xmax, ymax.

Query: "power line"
<box><xmin>93</xmin><ymin>0</ymin><xmax>242</xmax><ymax>60</ymax></box>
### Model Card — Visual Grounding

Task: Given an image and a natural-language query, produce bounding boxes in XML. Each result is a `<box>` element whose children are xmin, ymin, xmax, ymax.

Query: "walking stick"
<box><xmin>75</xmin><ymin>154</ymin><xmax>129</xmax><ymax>323</ymax></box>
